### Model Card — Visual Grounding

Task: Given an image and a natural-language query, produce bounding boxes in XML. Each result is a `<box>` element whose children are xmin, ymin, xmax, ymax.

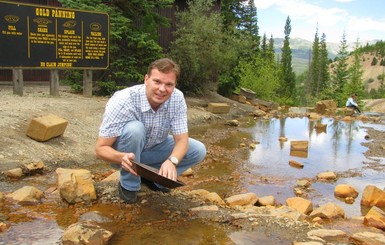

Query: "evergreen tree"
<box><xmin>261</xmin><ymin>33</ymin><xmax>267</xmax><ymax>57</ymax></box>
<box><xmin>221</xmin><ymin>0</ymin><xmax>247</xmax><ymax>31</ymax></box>
<box><xmin>308</xmin><ymin>26</ymin><xmax>320</xmax><ymax>96</ymax></box>
<box><xmin>329</xmin><ymin>32</ymin><xmax>350</xmax><ymax>106</ymax></box>
<box><xmin>318</xmin><ymin>33</ymin><xmax>330</xmax><ymax>98</ymax></box>
<box><xmin>278</xmin><ymin>16</ymin><xmax>296</xmax><ymax>104</ymax></box>
<box><xmin>371</xmin><ymin>57</ymin><xmax>378</xmax><ymax>65</ymax></box>
<box><xmin>343</xmin><ymin>42</ymin><xmax>365</xmax><ymax>101</ymax></box>
<box><xmin>237</xmin><ymin>0</ymin><xmax>260</xmax><ymax>54</ymax></box>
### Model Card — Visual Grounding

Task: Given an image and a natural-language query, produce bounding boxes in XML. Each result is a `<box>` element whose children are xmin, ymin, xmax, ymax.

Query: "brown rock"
<box><xmin>334</xmin><ymin>184</ymin><xmax>359</xmax><ymax>198</ymax></box>
<box><xmin>26</xmin><ymin>114</ymin><xmax>68</xmax><ymax>142</ymax></box>
<box><xmin>361</xmin><ymin>185</ymin><xmax>385</xmax><ymax>207</ymax></box>
<box><xmin>364</xmin><ymin>206</ymin><xmax>385</xmax><ymax>230</ymax></box>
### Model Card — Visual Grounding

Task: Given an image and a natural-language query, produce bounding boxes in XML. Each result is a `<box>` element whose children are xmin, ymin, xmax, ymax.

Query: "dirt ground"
<box><xmin>1</xmin><ymin>85</ymin><xmax>385</xmax><ymax>243</ymax></box>
<box><xmin>0</xmin><ymin>84</ymin><xmax>257</xmax><ymax>171</ymax></box>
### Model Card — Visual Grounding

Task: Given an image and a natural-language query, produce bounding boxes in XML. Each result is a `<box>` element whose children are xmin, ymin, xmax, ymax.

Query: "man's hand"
<box><xmin>159</xmin><ymin>160</ymin><xmax>177</xmax><ymax>181</ymax></box>
<box><xmin>121</xmin><ymin>153</ymin><xmax>137</xmax><ymax>175</ymax></box>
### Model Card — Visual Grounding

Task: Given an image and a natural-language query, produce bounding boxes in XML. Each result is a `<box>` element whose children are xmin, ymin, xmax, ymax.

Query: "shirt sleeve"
<box><xmin>170</xmin><ymin>90</ymin><xmax>188</xmax><ymax>135</ymax></box>
<box><xmin>99</xmin><ymin>91</ymin><xmax>134</xmax><ymax>138</ymax></box>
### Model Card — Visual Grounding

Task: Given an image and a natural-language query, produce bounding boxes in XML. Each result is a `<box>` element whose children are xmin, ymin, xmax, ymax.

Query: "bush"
<box><xmin>371</xmin><ymin>56</ymin><xmax>378</xmax><ymax>65</ymax></box>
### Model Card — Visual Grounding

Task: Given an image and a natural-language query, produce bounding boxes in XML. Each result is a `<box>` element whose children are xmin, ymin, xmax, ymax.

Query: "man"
<box><xmin>346</xmin><ymin>93</ymin><xmax>361</xmax><ymax>113</ymax></box>
<box><xmin>95</xmin><ymin>58</ymin><xmax>206</xmax><ymax>203</ymax></box>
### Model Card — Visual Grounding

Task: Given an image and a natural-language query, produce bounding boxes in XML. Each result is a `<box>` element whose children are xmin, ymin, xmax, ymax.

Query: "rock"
<box><xmin>334</xmin><ymin>184</ymin><xmax>359</xmax><ymax>198</ymax></box>
<box><xmin>61</xmin><ymin>221</ymin><xmax>113</xmax><ymax>245</ymax></box>
<box><xmin>101</xmin><ymin>170</ymin><xmax>119</xmax><ymax>182</ymax></box>
<box><xmin>79</xmin><ymin>211</ymin><xmax>113</xmax><ymax>223</ymax></box>
<box><xmin>363</xmin><ymin>206</ymin><xmax>385</xmax><ymax>230</ymax></box>
<box><xmin>225</xmin><ymin>192</ymin><xmax>258</xmax><ymax>207</ymax></box>
<box><xmin>225</xmin><ymin>119</ymin><xmax>239</xmax><ymax>126</ymax></box>
<box><xmin>297</xmin><ymin>179</ymin><xmax>311</xmax><ymax>188</ymax></box>
<box><xmin>315</xmin><ymin>100</ymin><xmax>337</xmax><ymax>115</ymax></box>
<box><xmin>204</xmin><ymin>192</ymin><xmax>226</xmax><ymax>206</ymax></box>
<box><xmin>0</xmin><ymin>222</ymin><xmax>10</xmax><ymax>232</ymax></box>
<box><xmin>181</xmin><ymin>168</ymin><xmax>194</xmax><ymax>177</ymax></box>
<box><xmin>23</xmin><ymin>161</ymin><xmax>45</xmax><ymax>174</ymax></box>
<box><xmin>7</xmin><ymin>186</ymin><xmax>44</xmax><ymax>205</ymax></box>
<box><xmin>309</xmin><ymin>202</ymin><xmax>345</xmax><ymax>219</ymax></box>
<box><xmin>286</xmin><ymin>197</ymin><xmax>313</xmax><ymax>215</ymax></box>
<box><xmin>350</xmin><ymin>231</ymin><xmax>385</xmax><ymax>245</ymax></box>
<box><xmin>270</xmin><ymin>206</ymin><xmax>307</xmax><ymax>221</ymax></box>
<box><xmin>257</xmin><ymin>195</ymin><xmax>275</xmax><ymax>206</ymax></box>
<box><xmin>289</xmin><ymin>160</ymin><xmax>304</xmax><ymax>168</ymax></box>
<box><xmin>207</xmin><ymin>103</ymin><xmax>230</xmax><ymax>114</ymax></box>
<box><xmin>56</xmin><ymin>168</ymin><xmax>97</xmax><ymax>204</ymax></box>
<box><xmin>26</xmin><ymin>114</ymin><xmax>68</xmax><ymax>142</ymax></box>
<box><xmin>317</xmin><ymin>171</ymin><xmax>337</xmax><ymax>181</ymax></box>
<box><xmin>361</xmin><ymin>185</ymin><xmax>385</xmax><ymax>207</ymax></box>
<box><xmin>307</xmin><ymin>229</ymin><xmax>348</xmax><ymax>243</ymax></box>
<box><xmin>4</xmin><ymin>168</ymin><xmax>23</xmax><ymax>178</ymax></box>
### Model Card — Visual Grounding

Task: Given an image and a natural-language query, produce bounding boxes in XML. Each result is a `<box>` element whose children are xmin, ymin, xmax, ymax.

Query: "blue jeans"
<box><xmin>113</xmin><ymin>120</ymin><xmax>206</xmax><ymax>191</ymax></box>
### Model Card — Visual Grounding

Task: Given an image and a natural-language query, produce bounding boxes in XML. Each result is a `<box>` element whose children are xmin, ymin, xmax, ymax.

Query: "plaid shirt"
<box><xmin>99</xmin><ymin>84</ymin><xmax>188</xmax><ymax>149</ymax></box>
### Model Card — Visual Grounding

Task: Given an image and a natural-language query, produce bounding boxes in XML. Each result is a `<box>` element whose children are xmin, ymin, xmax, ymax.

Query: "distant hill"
<box><xmin>273</xmin><ymin>37</ymin><xmax>379</xmax><ymax>75</ymax></box>
<box><xmin>272</xmin><ymin>37</ymin><xmax>384</xmax><ymax>92</ymax></box>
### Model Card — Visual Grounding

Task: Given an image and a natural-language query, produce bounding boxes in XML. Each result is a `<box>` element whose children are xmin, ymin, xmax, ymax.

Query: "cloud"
<box><xmin>254</xmin><ymin>0</ymin><xmax>348</xmax><ymax>25</ymax></box>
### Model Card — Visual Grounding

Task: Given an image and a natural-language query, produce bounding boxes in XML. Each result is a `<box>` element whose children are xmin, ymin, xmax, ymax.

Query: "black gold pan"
<box><xmin>131</xmin><ymin>160</ymin><xmax>185</xmax><ymax>189</ymax></box>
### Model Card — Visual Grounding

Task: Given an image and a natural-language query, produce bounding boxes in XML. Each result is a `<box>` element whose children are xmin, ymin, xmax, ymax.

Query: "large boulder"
<box><xmin>315</xmin><ymin>100</ymin><xmax>337</xmax><ymax>115</ymax></box>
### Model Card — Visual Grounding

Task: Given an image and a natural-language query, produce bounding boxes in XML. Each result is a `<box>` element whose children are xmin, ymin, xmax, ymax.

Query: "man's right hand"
<box><xmin>121</xmin><ymin>153</ymin><xmax>137</xmax><ymax>175</ymax></box>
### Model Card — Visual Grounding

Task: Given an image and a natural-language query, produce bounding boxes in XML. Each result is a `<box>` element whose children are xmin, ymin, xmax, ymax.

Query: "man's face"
<box><xmin>144</xmin><ymin>68</ymin><xmax>176</xmax><ymax>110</ymax></box>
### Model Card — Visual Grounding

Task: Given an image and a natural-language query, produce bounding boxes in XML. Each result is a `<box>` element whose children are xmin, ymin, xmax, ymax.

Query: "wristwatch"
<box><xmin>168</xmin><ymin>156</ymin><xmax>179</xmax><ymax>166</ymax></box>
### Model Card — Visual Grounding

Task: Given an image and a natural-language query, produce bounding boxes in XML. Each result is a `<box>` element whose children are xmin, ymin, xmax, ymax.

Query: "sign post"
<box><xmin>0</xmin><ymin>1</ymin><xmax>109</xmax><ymax>96</ymax></box>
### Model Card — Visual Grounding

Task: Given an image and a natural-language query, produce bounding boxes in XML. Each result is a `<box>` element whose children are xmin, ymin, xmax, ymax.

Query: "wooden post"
<box><xmin>50</xmin><ymin>70</ymin><xmax>60</xmax><ymax>96</ymax></box>
<box><xmin>83</xmin><ymin>69</ymin><xmax>93</xmax><ymax>97</ymax></box>
<box><xmin>12</xmin><ymin>68</ymin><xmax>23</xmax><ymax>96</ymax></box>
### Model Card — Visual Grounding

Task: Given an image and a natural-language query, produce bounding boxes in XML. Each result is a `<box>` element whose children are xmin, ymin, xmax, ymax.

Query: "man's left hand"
<box><xmin>159</xmin><ymin>160</ymin><xmax>177</xmax><ymax>181</ymax></box>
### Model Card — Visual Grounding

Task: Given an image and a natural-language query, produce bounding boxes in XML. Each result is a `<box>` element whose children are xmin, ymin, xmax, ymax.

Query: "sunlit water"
<box><xmin>243</xmin><ymin>117</ymin><xmax>385</xmax><ymax>217</ymax></box>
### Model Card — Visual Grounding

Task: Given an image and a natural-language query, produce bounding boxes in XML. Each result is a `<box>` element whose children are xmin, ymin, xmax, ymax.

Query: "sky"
<box><xmin>254</xmin><ymin>0</ymin><xmax>385</xmax><ymax>43</ymax></box>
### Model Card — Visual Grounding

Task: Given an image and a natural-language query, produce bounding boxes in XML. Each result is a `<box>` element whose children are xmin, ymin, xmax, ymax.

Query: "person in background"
<box><xmin>346</xmin><ymin>93</ymin><xmax>361</xmax><ymax>113</ymax></box>
<box><xmin>95</xmin><ymin>58</ymin><xmax>206</xmax><ymax>203</ymax></box>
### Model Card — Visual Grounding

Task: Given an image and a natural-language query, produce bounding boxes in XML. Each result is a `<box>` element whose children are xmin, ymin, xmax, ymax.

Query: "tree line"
<box><xmin>60</xmin><ymin>0</ymin><xmax>384</xmax><ymax>106</ymax></box>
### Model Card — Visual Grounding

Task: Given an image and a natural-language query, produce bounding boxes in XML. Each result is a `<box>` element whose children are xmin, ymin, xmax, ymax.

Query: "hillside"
<box><xmin>352</xmin><ymin>53</ymin><xmax>385</xmax><ymax>92</ymax></box>
<box><xmin>273</xmin><ymin>38</ymin><xmax>385</xmax><ymax>91</ymax></box>
<box><xmin>274</xmin><ymin>37</ymin><xmax>380</xmax><ymax>75</ymax></box>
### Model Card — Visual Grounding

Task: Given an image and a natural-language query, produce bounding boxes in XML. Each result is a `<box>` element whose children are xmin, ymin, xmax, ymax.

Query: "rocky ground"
<box><xmin>1</xmin><ymin>84</ymin><xmax>385</xmax><ymax>244</ymax></box>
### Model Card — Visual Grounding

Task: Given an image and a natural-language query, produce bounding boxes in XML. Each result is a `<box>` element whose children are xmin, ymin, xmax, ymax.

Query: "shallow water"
<box><xmin>242</xmin><ymin>117</ymin><xmax>385</xmax><ymax>217</ymax></box>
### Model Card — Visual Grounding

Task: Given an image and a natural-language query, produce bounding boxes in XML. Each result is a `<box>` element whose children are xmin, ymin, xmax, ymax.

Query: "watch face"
<box><xmin>170</xmin><ymin>156</ymin><xmax>178</xmax><ymax>165</ymax></box>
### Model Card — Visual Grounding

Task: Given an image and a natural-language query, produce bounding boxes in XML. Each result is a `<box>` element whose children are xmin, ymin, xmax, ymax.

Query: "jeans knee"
<box><xmin>192</xmin><ymin>140</ymin><xmax>206</xmax><ymax>163</ymax></box>
<box><xmin>114</xmin><ymin>121</ymin><xmax>146</xmax><ymax>152</ymax></box>
<box><xmin>120</xmin><ymin>121</ymin><xmax>145</xmax><ymax>141</ymax></box>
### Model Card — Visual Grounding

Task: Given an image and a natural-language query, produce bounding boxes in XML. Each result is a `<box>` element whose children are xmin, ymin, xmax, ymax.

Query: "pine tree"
<box><xmin>329</xmin><ymin>32</ymin><xmax>350</xmax><ymax>106</ymax></box>
<box><xmin>279</xmin><ymin>16</ymin><xmax>296</xmax><ymax>104</ymax></box>
<box><xmin>238</xmin><ymin>0</ymin><xmax>260</xmax><ymax>53</ymax></box>
<box><xmin>308</xmin><ymin>26</ymin><xmax>320</xmax><ymax>96</ymax></box>
<box><xmin>343</xmin><ymin>41</ymin><xmax>365</xmax><ymax>100</ymax></box>
<box><xmin>318</xmin><ymin>33</ymin><xmax>330</xmax><ymax>97</ymax></box>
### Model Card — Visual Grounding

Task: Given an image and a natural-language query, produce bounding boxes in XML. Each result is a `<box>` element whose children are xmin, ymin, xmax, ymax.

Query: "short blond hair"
<box><xmin>147</xmin><ymin>58</ymin><xmax>180</xmax><ymax>80</ymax></box>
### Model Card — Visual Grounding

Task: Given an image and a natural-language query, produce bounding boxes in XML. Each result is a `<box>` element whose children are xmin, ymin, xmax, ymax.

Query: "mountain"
<box><xmin>273</xmin><ymin>37</ymin><xmax>379</xmax><ymax>74</ymax></box>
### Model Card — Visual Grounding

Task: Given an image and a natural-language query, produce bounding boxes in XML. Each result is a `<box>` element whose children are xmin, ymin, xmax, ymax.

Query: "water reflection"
<box><xmin>247</xmin><ymin>117</ymin><xmax>368</xmax><ymax>178</ymax></box>
<box><xmin>243</xmin><ymin>117</ymin><xmax>385</xmax><ymax>217</ymax></box>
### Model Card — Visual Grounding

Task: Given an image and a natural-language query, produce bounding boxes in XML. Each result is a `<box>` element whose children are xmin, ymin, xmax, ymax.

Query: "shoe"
<box><xmin>141</xmin><ymin>177</ymin><xmax>171</xmax><ymax>193</ymax></box>
<box><xmin>118</xmin><ymin>184</ymin><xmax>138</xmax><ymax>203</ymax></box>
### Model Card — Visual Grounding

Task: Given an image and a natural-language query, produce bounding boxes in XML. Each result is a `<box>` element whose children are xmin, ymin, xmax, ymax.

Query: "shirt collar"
<box><xmin>139</xmin><ymin>85</ymin><xmax>172</xmax><ymax>113</ymax></box>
